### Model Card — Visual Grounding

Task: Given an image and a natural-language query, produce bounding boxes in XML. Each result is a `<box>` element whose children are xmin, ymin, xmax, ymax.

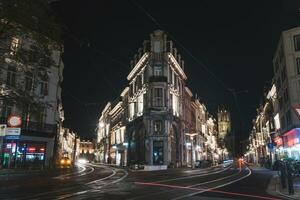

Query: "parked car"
<box><xmin>195</xmin><ymin>160</ymin><xmax>212</xmax><ymax>168</ymax></box>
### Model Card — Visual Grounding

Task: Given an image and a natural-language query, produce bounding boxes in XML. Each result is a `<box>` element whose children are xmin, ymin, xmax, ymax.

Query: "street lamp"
<box><xmin>185</xmin><ymin>133</ymin><xmax>197</xmax><ymax>168</ymax></box>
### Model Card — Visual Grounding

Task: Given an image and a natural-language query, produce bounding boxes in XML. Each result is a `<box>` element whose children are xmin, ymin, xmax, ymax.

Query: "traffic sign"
<box><xmin>7</xmin><ymin>115</ymin><xmax>22</xmax><ymax>127</ymax></box>
<box><xmin>5</xmin><ymin>127</ymin><xmax>21</xmax><ymax>136</ymax></box>
<box><xmin>0</xmin><ymin>124</ymin><xmax>6</xmax><ymax>136</ymax></box>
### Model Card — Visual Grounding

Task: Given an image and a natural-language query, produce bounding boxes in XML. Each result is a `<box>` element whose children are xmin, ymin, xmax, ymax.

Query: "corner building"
<box><xmin>96</xmin><ymin>30</ymin><xmax>224</xmax><ymax>168</ymax></box>
<box><xmin>127</xmin><ymin>30</ymin><xmax>186</xmax><ymax>167</ymax></box>
<box><xmin>96</xmin><ymin>30</ymin><xmax>187</xmax><ymax>167</ymax></box>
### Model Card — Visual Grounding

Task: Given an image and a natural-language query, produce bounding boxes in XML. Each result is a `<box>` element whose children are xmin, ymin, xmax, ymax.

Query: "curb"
<box><xmin>267</xmin><ymin>174</ymin><xmax>299</xmax><ymax>200</ymax></box>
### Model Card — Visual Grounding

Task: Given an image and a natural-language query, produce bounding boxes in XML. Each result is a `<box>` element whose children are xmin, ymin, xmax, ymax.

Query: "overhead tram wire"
<box><xmin>62</xmin><ymin>27</ymin><xmax>131</xmax><ymax>98</ymax></box>
<box><xmin>130</xmin><ymin>0</ymin><xmax>231</xmax><ymax>93</ymax></box>
<box><xmin>130</xmin><ymin>0</ymin><xmax>248</xmax><ymax>155</ymax></box>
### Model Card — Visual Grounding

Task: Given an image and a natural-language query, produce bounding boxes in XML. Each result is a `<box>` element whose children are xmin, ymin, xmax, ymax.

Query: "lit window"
<box><xmin>137</xmin><ymin>95</ymin><xmax>143</xmax><ymax>115</ymax></box>
<box><xmin>10</xmin><ymin>37</ymin><xmax>20</xmax><ymax>55</ymax></box>
<box><xmin>294</xmin><ymin>34</ymin><xmax>300</xmax><ymax>51</ymax></box>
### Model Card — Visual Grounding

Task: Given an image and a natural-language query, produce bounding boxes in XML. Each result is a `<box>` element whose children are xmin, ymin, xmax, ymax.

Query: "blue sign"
<box><xmin>5</xmin><ymin>135</ymin><xmax>20</xmax><ymax>140</ymax></box>
<box><xmin>267</xmin><ymin>142</ymin><xmax>274</xmax><ymax>149</ymax></box>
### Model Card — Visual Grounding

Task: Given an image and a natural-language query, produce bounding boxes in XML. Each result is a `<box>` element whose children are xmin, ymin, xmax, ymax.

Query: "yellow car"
<box><xmin>60</xmin><ymin>157</ymin><xmax>72</xmax><ymax>168</ymax></box>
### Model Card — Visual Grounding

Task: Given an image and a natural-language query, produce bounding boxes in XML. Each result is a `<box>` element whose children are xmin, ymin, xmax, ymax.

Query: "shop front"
<box><xmin>282</xmin><ymin>128</ymin><xmax>300</xmax><ymax>160</ymax></box>
<box><xmin>1</xmin><ymin>135</ymin><xmax>54</xmax><ymax>169</ymax></box>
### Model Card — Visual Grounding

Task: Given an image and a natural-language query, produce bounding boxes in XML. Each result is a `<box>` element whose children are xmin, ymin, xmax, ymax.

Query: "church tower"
<box><xmin>217</xmin><ymin>107</ymin><xmax>231</xmax><ymax>140</ymax></box>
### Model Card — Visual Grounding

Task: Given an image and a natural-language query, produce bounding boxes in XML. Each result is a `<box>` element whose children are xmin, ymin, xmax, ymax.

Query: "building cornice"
<box><xmin>127</xmin><ymin>53</ymin><xmax>149</xmax><ymax>81</ymax></box>
<box><xmin>101</xmin><ymin>102</ymin><xmax>111</xmax><ymax>116</ymax></box>
<box><xmin>185</xmin><ymin>87</ymin><xmax>193</xmax><ymax>97</ymax></box>
<box><xmin>120</xmin><ymin>87</ymin><xmax>129</xmax><ymax>97</ymax></box>
<box><xmin>168</xmin><ymin>53</ymin><xmax>187</xmax><ymax>80</ymax></box>
<box><xmin>109</xmin><ymin>101</ymin><xmax>123</xmax><ymax>116</ymax></box>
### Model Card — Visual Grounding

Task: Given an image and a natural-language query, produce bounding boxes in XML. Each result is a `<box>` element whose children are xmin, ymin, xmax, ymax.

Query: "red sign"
<box><xmin>28</xmin><ymin>147</ymin><xmax>36</xmax><ymax>152</ymax></box>
<box><xmin>7</xmin><ymin>115</ymin><xmax>22</xmax><ymax>127</ymax></box>
<box><xmin>274</xmin><ymin>137</ymin><xmax>283</xmax><ymax>146</ymax></box>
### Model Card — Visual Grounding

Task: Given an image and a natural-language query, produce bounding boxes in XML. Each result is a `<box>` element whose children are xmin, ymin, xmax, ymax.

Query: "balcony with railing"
<box><xmin>0</xmin><ymin>117</ymin><xmax>57</xmax><ymax>137</ymax></box>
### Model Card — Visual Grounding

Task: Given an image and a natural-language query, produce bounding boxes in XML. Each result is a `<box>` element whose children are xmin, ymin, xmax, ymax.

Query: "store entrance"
<box><xmin>153</xmin><ymin>141</ymin><xmax>163</xmax><ymax>165</ymax></box>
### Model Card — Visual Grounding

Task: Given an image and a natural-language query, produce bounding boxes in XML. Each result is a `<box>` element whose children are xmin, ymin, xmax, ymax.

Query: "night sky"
<box><xmin>51</xmin><ymin>0</ymin><xmax>300</xmax><ymax>141</ymax></box>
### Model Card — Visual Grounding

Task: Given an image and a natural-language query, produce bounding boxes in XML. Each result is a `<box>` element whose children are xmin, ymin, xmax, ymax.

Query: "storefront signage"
<box><xmin>274</xmin><ymin>137</ymin><xmax>283</xmax><ymax>146</ymax></box>
<box><xmin>0</xmin><ymin>124</ymin><xmax>6</xmax><ymax>136</ymax></box>
<box><xmin>5</xmin><ymin>135</ymin><xmax>20</xmax><ymax>140</ymax></box>
<box><xmin>5</xmin><ymin>128</ymin><xmax>21</xmax><ymax>136</ymax></box>
<box><xmin>283</xmin><ymin>128</ymin><xmax>300</xmax><ymax>147</ymax></box>
<box><xmin>7</xmin><ymin>115</ymin><xmax>22</xmax><ymax>127</ymax></box>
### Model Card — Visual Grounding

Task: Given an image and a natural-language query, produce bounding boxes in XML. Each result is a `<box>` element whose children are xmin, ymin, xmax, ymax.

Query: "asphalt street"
<box><xmin>0</xmin><ymin>163</ymin><xmax>281</xmax><ymax>200</ymax></box>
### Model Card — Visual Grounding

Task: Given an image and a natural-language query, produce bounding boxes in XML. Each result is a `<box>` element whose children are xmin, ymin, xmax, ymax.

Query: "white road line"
<box><xmin>129</xmin><ymin>167</ymin><xmax>238</xmax><ymax>200</ymax></box>
<box><xmin>155</xmin><ymin>165</ymin><xmax>231</xmax><ymax>183</ymax></box>
<box><xmin>171</xmin><ymin>166</ymin><xmax>252</xmax><ymax>200</ymax></box>
<box><xmin>16</xmin><ymin>165</ymin><xmax>117</xmax><ymax>200</ymax></box>
<box><xmin>56</xmin><ymin>168</ymin><xmax>129</xmax><ymax>199</ymax></box>
<box><xmin>52</xmin><ymin>164</ymin><xmax>86</xmax><ymax>179</ymax></box>
<box><xmin>187</xmin><ymin>170</ymin><xmax>241</xmax><ymax>188</ymax></box>
<box><xmin>85</xmin><ymin>169</ymin><xmax>117</xmax><ymax>185</ymax></box>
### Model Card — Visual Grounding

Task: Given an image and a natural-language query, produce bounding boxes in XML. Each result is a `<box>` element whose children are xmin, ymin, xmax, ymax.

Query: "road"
<box><xmin>0</xmin><ymin>163</ymin><xmax>281</xmax><ymax>200</ymax></box>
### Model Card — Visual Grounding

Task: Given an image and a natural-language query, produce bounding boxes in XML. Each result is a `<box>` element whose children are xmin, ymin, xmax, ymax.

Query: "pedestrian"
<box><xmin>279</xmin><ymin>161</ymin><xmax>287</xmax><ymax>189</ymax></box>
<box><xmin>286</xmin><ymin>160</ymin><xmax>295</xmax><ymax>195</ymax></box>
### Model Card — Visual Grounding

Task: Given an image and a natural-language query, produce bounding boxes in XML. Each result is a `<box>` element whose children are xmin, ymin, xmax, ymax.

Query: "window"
<box><xmin>38</xmin><ymin>107</ymin><xmax>46</xmax><ymax>126</ymax></box>
<box><xmin>294</xmin><ymin>34</ymin><xmax>300</xmax><ymax>51</ymax></box>
<box><xmin>1</xmin><ymin>104</ymin><xmax>13</xmax><ymax>118</ymax></box>
<box><xmin>154</xmin><ymin>121</ymin><xmax>162</xmax><ymax>134</ymax></box>
<box><xmin>10</xmin><ymin>37</ymin><xmax>20</xmax><ymax>55</ymax></box>
<box><xmin>25</xmin><ymin>72</ymin><xmax>33</xmax><ymax>91</ymax></box>
<box><xmin>40</xmin><ymin>81</ymin><xmax>48</xmax><ymax>96</ymax></box>
<box><xmin>137</xmin><ymin>95</ymin><xmax>143</xmax><ymax>115</ymax></box>
<box><xmin>296</xmin><ymin>58</ymin><xmax>300</xmax><ymax>74</ymax></box>
<box><xmin>129</xmin><ymin>84</ymin><xmax>133</xmax><ymax>96</ymax></box>
<box><xmin>154</xmin><ymin>65</ymin><xmax>162</xmax><ymax>76</ymax></box>
<box><xmin>153</xmin><ymin>88</ymin><xmax>163</xmax><ymax>107</ymax></box>
<box><xmin>6</xmin><ymin>67</ymin><xmax>16</xmax><ymax>87</ymax></box>
<box><xmin>154</xmin><ymin>41</ymin><xmax>161</xmax><ymax>53</ymax></box>
<box><xmin>110</xmin><ymin>132</ymin><xmax>115</xmax><ymax>145</ymax></box>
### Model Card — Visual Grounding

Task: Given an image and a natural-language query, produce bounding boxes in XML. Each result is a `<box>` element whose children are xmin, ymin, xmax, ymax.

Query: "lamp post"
<box><xmin>185</xmin><ymin>133</ymin><xmax>197</xmax><ymax>168</ymax></box>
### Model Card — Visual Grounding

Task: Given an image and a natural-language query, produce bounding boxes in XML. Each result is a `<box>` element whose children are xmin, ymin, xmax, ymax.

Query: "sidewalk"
<box><xmin>267</xmin><ymin>172</ymin><xmax>300</xmax><ymax>200</ymax></box>
<box><xmin>0</xmin><ymin>168</ymin><xmax>43</xmax><ymax>176</ymax></box>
